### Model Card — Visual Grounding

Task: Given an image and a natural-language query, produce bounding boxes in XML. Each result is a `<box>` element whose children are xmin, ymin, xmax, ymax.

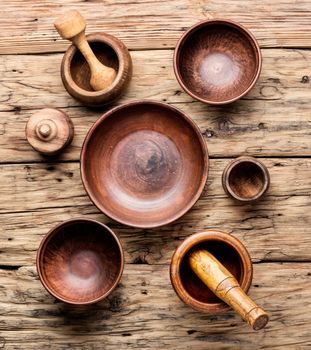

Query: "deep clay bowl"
<box><xmin>61</xmin><ymin>33</ymin><xmax>132</xmax><ymax>107</ymax></box>
<box><xmin>81</xmin><ymin>100</ymin><xmax>209</xmax><ymax>228</ymax></box>
<box><xmin>222</xmin><ymin>156</ymin><xmax>270</xmax><ymax>202</ymax></box>
<box><xmin>36</xmin><ymin>219</ymin><xmax>124</xmax><ymax>305</ymax></box>
<box><xmin>174</xmin><ymin>19</ymin><xmax>262</xmax><ymax>105</ymax></box>
<box><xmin>170</xmin><ymin>230</ymin><xmax>253</xmax><ymax>313</ymax></box>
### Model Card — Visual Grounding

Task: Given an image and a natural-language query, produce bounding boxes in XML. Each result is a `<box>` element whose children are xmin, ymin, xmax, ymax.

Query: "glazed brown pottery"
<box><xmin>61</xmin><ymin>32</ymin><xmax>132</xmax><ymax>106</ymax></box>
<box><xmin>222</xmin><ymin>156</ymin><xmax>270</xmax><ymax>202</ymax></box>
<box><xmin>174</xmin><ymin>19</ymin><xmax>262</xmax><ymax>105</ymax></box>
<box><xmin>81</xmin><ymin>100</ymin><xmax>209</xmax><ymax>228</ymax></box>
<box><xmin>36</xmin><ymin>218</ymin><xmax>124</xmax><ymax>305</ymax></box>
<box><xmin>25</xmin><ymin>108</ymin><xmax>74</xmax><ymax>156</ymax></box>
<box><xmin>170</xmin><ymin>230</ymin><xmax>253</xmax><ymax>313</ymax></box>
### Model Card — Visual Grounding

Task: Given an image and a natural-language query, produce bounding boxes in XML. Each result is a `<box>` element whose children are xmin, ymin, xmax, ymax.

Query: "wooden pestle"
<box><xmin>188</xmin><ymin>249</ymin><xmax>269</xmax><ymax>330</ymax></box>
<box><xmin>54</xmin><ymin>10</ymin><xmax>117</xmax><ymax>91</ymax></box>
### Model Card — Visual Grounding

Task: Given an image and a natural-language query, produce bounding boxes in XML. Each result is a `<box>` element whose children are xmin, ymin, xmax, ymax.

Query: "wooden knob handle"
<box><xmin>54</xmin><ymin>10</ymin><xmax>117</xmax><ymax>91</ymax></box>
<box><xmin>26</xmin><ymin>108</ymin><xmax>74</xmax><ymax>156</ymax></box>
<box><xmin>188</xmin><ymin>249</ymin><xmax>269</xmax><ymax>330</ymax></box>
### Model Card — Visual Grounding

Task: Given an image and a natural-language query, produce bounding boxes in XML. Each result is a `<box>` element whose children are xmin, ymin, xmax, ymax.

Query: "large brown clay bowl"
<box><xmin>170</xmin><ymin>230</ymin><xmax>253</xmax><ymax>313</ymax></box>
<box><xmin>174</xmin><ymin>19</ymin><xmax>262</xmax><ymax>105</ymax></box>
<box><xmin>36</xmin><ymin>219</ymin><xmax>124</xmax><ymax>305</ymax></box>
<box><xmin>61</xmin><ymin>33</ymin><xmax>132</xmax><ymax>107</ymax></box>
<box><xmin>81</xmin><ymin>100</ymin><xmax>209</xmax><ymax>228</ymax></box>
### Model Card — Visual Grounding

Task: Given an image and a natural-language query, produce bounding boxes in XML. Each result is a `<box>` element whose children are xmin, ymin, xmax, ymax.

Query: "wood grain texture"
<box><xmin>0</xmin><ymin>263</ymin><xmax>310</xmax><ymax>349</ymax></box>
<box><xmin>1</xmin><ymin>1</ymin><xmax>311</xmax><ymax>348</ymax></box>
<box><xmin>0</xmin><ymin>158</ymin><xmax>310</xmax><ymax>266</ymax></box>
<box><xmin>170</xmin><ymin>231</ymin><xmax>253</xmax><ymax>314</ymax></box>
<box><xmin>1</xmin><ymin>0</ymin><xmax>311</xmax><ymax>54</ymax></box>
<box><xmin>0</xmin><ymin>48</ymin><xmax>311</xmax><ymax>162</ymax></box>
<box><xmin>188</xmin><ymin>249</ymin><xmax>268</xmax><ymax>330</ymax></box>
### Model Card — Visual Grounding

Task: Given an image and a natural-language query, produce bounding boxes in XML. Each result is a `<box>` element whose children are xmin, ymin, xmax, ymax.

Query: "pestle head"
<box><xmin>54</xmin><ymin>10</ymin><xmax>86</xmax><ymax>40</ymax></box>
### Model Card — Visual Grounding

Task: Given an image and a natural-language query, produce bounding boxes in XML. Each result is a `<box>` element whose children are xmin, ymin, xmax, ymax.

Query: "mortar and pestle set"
<box><xmin>27</xmin><ymin>10</ymin><xmax>270</xmax><ymax>330</ymax></box>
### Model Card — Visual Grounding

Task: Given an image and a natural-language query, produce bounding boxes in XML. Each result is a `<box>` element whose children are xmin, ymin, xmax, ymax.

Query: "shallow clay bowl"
<box><xmin>81</xmin><ymin>100</ymin><xmax>208</xmax><ymax>228</ymax></box>
<box><xmin>61</xmin><ymin>33</ymin><xmax>132</xmax><ymax>107</ymax></box>
<box><xmin>222</xmin><ymin>156</ymin><xmax>270</xmax><ymax>202</ymax></box>
<box><xmin>36</xmin><ymin>219</ymin><xmax>124</xmax><ymax>305</ymax></box>
<box><xmin>170</xmin><ymin>230</ymin><xmax>253</xmax><ymax>313</ymax></box>
<box><xmin>174</xmin><ymin>19</ymin><xmax>262</xmax><ymax>105</ymax></box>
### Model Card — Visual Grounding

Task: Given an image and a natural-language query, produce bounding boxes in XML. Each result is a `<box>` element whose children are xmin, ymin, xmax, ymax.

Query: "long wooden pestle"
<box><xmin>54</xmin><ymin>10</ymin><xmax>117</xmax><ymax>91</ymax></box>
<box><xmin>188</xmin><ymin>249</ymin><xmax>269</xmax><ymax>330</ymax></box>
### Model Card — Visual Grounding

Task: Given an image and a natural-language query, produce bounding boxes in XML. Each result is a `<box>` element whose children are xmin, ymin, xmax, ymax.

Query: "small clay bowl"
<box><xmin>61</xmin><ymin>33</ymin><xmax>132</xmax><ymax>107</ymax></box>
<box><xmin>222</xmin><ymin>156</ymin><xmax>270</xmax><ymax>202</ymax></box>
<box><xmin>174</xmin><ymin>19</ymin><xmax>262</xmax><ymax>105</ymax></box>
<box><xmin>36</xmin><ymin>219</ymin><xmax>124</xmax><ymax>305</ymax></box>
<box><xmin>81</xmin><ymin>100</ymin><xmax>208</xmax><ymax>228</ymax></box>
<box><xmin>170</xmin><ymin>230</ymin><xmax>253</xmax><ymax>313</ymax></box>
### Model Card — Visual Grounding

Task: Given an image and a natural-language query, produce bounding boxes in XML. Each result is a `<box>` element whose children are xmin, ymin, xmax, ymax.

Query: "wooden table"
<box><xmin>0</xmin><ymin>1</ymin><xmax>310</xmax><ymax>349</ymax></box>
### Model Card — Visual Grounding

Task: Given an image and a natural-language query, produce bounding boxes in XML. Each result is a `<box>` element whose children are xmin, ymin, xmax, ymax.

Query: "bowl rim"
<box><xmin>173</xmin><ymin>18</ymin><xmax>262</xmax><ymax>105</ymax></box>
<box><xmin>170</xmin><ymin>230</ymin><xmax>253</xmax><ymax>313</ymax></box>
<box><xmin>62</xmin><ymin>32</ymin><xmax>127</xmax><ymax>97</ymax></box>
<box><xmin>80</xmin><ymin>99</ymin><xmax>209</xmax><ymax>228</ymax></box>
<box><xmin>36</xmin><ymin>218</ymin><xmax>124</xmax><ymax>305</ymax></box>
<box><xmin>222</xmin><ymin>156</ymin><xmax>270</xmax><ymax>202</ymax></box>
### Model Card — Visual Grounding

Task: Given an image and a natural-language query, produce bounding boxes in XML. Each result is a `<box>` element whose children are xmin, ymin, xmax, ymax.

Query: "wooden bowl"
<box><xmin>222</xmin><ymin>156</ymin><xmax>270</xmax><ymax>202</ymax></box>
<box><xmin>36</xmin><ymin>219</ymin><xmax>124</xmax><ymax>305</ymax></box>
<box><xmin>61</xmin><ymin>33</ymin><xmax>132</xmax><ymax>107</ymax></box>
<box><xmin>170</xmin><ymin>230</ymin><xmax>253</xmax><ymax>313</ymax></box>
<box><xmin>81</xmin><ymin>100</ymin><xmax>209</xmax><ymax>228</ymax></box>
<box><xmin>174</xmin><ymin>19</ymin><xmax>262</xmax><ymax>105</ymax></box>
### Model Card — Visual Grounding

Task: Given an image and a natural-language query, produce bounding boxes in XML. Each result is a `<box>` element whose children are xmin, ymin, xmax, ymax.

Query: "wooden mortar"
<box><xmin>55</xmin><ymin>12</ymin><xmax>132</xmax><ymax>106</ymax></box>
<box><xmin>170</xmin><ymin>230</ymin><xmax>269</xmax><ymax>330</ymax></box>
<box><xmin>54</xmin><ymin>10</ymin><xmax>117</xmax><ymax>91</ymax></box>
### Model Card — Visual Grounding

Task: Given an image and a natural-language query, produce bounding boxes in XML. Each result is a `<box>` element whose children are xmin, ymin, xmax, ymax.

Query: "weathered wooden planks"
<box><xmin>1</xmin><ymin>0</ymin><xmax>311</xmax><ymax>54</ymax></box>
<box><xmin>0</xmin><ymin>263</ymin><xmax>310</xmax><ymax>349</ymax></box>
<box><xmin>1</xmin><ymin>48</ymin><xmax>311</xmax><ymax>162</ymax></box>
<box><xmin>1</xmin><ymin>1</ymin><xmax>311</xmax><ymax>348</ymax></box>
<box><xmin>0</xmin><ymin>158</ymin><xmax>310</xmax><ymax>266</ymax></box>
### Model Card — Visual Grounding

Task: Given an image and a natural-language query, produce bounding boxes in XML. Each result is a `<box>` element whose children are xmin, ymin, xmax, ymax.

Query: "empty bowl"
<box><xmin>174</xmin><ymin>19</ymin><xmax>262</xmax><ymax>105</ymax></box>
<box><xmin>170</xmin><ymin>230</ymin><xmax>253</xmax><ymax>313</ymax></box>
<box><xmin>61</xmin><ymin>33</ymin><xmax>132</xmax><ymax>106</ymax></box>
<box><xmin>36</xmin><ymin>219</ymin><xmax>124</xmax><ymax>305</ymax></box>
<box><xmin>222</xmin><ymin>156</ymin><xmax>270</xmax><ymax>202</ymax></box>
<box><xmin>81</xmin><ymin>100</ymin><xmax>209</xmax><ymax>228</ymax></box>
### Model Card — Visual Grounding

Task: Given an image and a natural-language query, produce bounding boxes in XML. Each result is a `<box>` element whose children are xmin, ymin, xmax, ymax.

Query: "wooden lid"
<box><xmin>26</xmin><ymin>108</ymin><xmax>74</xmax><ymax>155</ymax></box>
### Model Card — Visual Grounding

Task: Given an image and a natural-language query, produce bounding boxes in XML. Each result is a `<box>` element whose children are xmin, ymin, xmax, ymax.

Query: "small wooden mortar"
<box><xmin>222</xmin><ymin>156</ymin><xmax>270</xmax><ymax>202</ymax></box>
<box><xmin>170</xmin><ymin>230</ymin><xmax>269</xmax><ymax>330</ymax></box>
<box><xmin>55</xmin><ymin>10</ymin><xmax>132</xmax><ymax>106</ymax></box>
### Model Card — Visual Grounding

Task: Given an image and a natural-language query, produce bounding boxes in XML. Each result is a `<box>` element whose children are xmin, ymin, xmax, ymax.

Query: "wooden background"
<box><xmin>0</xmin><ymin>0</ymin><xmax>311</xmax><ymax>349</ymax></box>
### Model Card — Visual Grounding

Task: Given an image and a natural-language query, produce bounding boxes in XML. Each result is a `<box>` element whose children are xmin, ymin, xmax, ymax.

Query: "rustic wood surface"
<box><xmin>0</xmin><ymin>0</ymin><xmax>310</xmax><ymax>349</ymax></box>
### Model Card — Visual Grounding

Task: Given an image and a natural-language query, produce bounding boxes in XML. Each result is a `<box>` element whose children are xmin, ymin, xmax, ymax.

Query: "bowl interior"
<box><xmin>81</xmin><ymin>102</ymin><xmax>207</xmax><ymax>228</ymax></box>
<box><xmin>177</xmin><ymin>22</ymin><xmax>259</xmax><ymax>103</ymax></box>
<box><xmin>70</xmin><ymin>41</ymin><xmax>119</xmax><ymax>92</ymax></box>
<box><xmin>229</xmin><ymin>161</ymin><xmax>265</xmax><ymax>199</ymax></box>
<box><xmin>39</xmin><ymin>221</ymin><xmax>122</xmax><ymax>304</ymax></box>
<box><xmin>180</xmin><ymin>240</ymin><xmax>243</xmax><ymax>304</ymax></box>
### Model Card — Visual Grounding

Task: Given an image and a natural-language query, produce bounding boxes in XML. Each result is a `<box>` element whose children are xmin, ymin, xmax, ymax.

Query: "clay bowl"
<box><xmin>61</xmin><ymin>33</ymin><xmax>132</xmax><ymax>107</ymax></box>
<box><xmin>170</xmin><ymin>230</ymin><xmax>252</xmax><ymax>313</ymax></box>
<box><xmin>174</xmin><ymin>19</ymin><xmax>262</xmax><ymax>105</ymax></box>
<box><xmin>222</xmin><ymin>156</ymin><xmax>270</xmax><ymax>202</ymax></box>
<box><xmin>81</xmin><ymin>100</ymin><xmax>209</xmax><ymax>228</ymax></box>
<box><xmin>36</xmin><ymin>219</ymin><xmax>124</xmax><ymax>305</ymax></box>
